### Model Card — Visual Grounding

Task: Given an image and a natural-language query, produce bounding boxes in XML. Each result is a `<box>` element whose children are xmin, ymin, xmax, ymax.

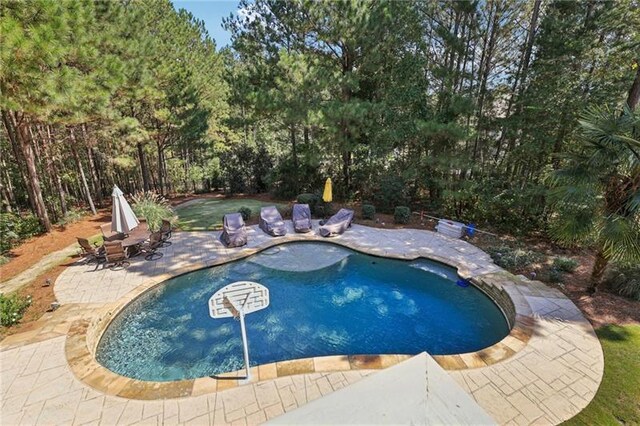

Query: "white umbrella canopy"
<box><xmin>111</xmin><ymin>185</ymin><xmax>140</xmax><ymax>233</ymax></box>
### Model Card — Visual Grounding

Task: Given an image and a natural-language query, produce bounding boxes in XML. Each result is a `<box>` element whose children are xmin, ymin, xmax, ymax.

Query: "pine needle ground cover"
<box><xmin>564</xmin><ymin>325</ymin><xmax>640</xmax><ymax>425</ymax></box>
<box><xmin>175</xmin><ymin>199</ymin><xmax>287</xmax><ymax>231</ymax></box>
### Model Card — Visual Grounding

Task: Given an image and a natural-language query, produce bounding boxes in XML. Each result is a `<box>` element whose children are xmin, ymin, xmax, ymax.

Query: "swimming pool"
<box><xmin>96</xmin><ymin>242</ymin><xmax>510</xmax><ymax>382</ymax></box>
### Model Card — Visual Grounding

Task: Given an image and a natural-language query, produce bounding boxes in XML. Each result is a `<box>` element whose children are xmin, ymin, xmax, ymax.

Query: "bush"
<box><xmin>56</xmin><ymin>208</ymin><xmax>86</xmax><ymax>227</ymax></box>
<box><xmin>486</xmin><ymin>245</ymin><xmax>545</xmax><ymax>270</ymax></box>
<box><xmin>374</xmin><ymin>175</ymin><xmax>409</xmax><ymax>213</ymax></box>
<box><xmin>315</xmin><ymin>202</ymin><xmax>333</xmax><ymax>217</ymax></box>
<box><xmin>0</xmin><ymin>213</ymin><xmax>20</xmax><ymax>253</ymax></box>
<box><xmin>0</xmin><ymin>255</ymin><xmax>8</xmax><ymax>266</ymax></box>
<box><xmin>17</xmin><ymin>214</ymin><xmax>43</xmax><ymax>238</ymax></box>
<box><xmin>0</xmin><ymin>212</ymin><xmax>44</xmax><ymax>254</ymax></box>
<box><xmin>546</xmin><ymin>268</ymin><xmax>564</xmax><ymax>283</ymax></box>
<box><xmin>394</xmin><ymin>206</ymin><xmax>411</xmax><ymax>224</ymax></box>
<box><xmin>238</xmin><ymin>206</ymin><xmax>252</xmax><ymax>221</ymax></box>
<box><xmin>362</xmin><ymin>204</ymin><xmax>376</xmax><ymax>220</ymax></box>
<box><xmin>0</xmin><ymin>293</ymin><xmax>32</xmax><ymax>327</ymax></box>
<box><xmin>553</xmin><ymin>257</ymin><xmax>579</xmax><ymax>273</ymax></box>
<box><xmin>278</xmin><ymin>205</ymin><xmax>292</xmax><ymax>219</ymax></box>
<box><xmin>132</xmin><ymin>191</ymin><xmax>174</xmax><ymax>232</ymax></box>
<box><xmin>604</xmin><ymin>264</ymin><xmax>640</xmax><ymax>301</ymax></box>
<box><xmin>297</xmin><ymin>193</ymin><xmax>322</xmax><ymax>215</ymax></box>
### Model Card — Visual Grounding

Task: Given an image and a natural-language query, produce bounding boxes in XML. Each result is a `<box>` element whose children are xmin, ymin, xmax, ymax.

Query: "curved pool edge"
<box><xmin>65</xmin><ymin>235</ymin><xmax>535</xmax><ymax>400</ymax></box>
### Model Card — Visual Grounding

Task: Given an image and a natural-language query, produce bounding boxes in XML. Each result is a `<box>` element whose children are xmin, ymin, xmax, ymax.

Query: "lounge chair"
<box><xmin>292</xmin><ymin>204</ymin><xmax>312</xmax><ymax>233</ymax></box>
<box><xmin>139</xmin><ymin>232</ymin><xmax>164</xmax><ymax>260</ymax></box>
<box><xmin>221</xmin><ymin>213</ymin><xmax>247</xmax><ymax>247</ymax></box>
<box><xmin>160</xmin><ymin>219</ymin><xmax>172</xmax><ymax>246</ymax></box>
<box><xmin>77</xmin><ymin>237</ymin><xmax>106</xmax><ymax>264</ymax></box>
<box><xmin>100</xmin><ymin>223</ymin><xmax>124</xmax><ymax>242</ymax></box>
<box><xmin>319</xmin><ymin>208</ymin><xmax>354</xmax><ymax>237</ymax></box>
<box><xmin>259</xmin><ymin>206</ymin><xmax>287</xmax><ymax>237</ymax></box>
<box><xmin>104</xmin><ymin>241</ymin><xmax>130</xmax><ymax>268</ymax></box>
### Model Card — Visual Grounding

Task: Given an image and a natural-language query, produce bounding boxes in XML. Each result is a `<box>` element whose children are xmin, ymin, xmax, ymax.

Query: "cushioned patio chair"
<box><xmin>139</xmin><ymin>231</ymin><xmax>164</xmax><ymax>260</ymax></box>
<box><xmin>104</xmin><ymin>241</ymin><xmax>130</xmax><ymax>268</ymax></box>
<box><xmin>100</xmin><ymin>223</ymin><xmax>125</xmax><ymax>242</ymax></box>
<box><xmin>77</xmin><ymin>237</ymin><xmax>106</xmax><ymax>264</ymax></box>
<box><xmin>292</xmin><ymin>204</ymin><xmax>312</xmax><ymax>233</ymax></box>
<box><xmin>259</xmin><ymin>206</ymin><xmax>287</xmax><ymax>237</ymax></box>
<box><xmin>319</xmin><ymin>208</ymin><xmax>354</xmax><ymax>237</ymax></box>
<box><xmin>221</xmin><ymin>213</ymin><xmax>248</xmax><ymax>247</ymax></box>
<box><xmin>160</xmin><ymin>219</ymin><xmax>172</xmax><ymax>246</ymax></box>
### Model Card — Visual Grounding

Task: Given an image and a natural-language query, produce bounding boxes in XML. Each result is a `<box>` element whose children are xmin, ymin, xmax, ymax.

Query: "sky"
<box><xmin>172</xmin><ymin>0</ymin><xmax>241</xmax><ymax>49</ymax></box>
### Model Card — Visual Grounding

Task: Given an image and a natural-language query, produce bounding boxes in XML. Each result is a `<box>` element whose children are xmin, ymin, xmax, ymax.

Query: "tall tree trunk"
<box><xmin>41</xmin><ymin>125</ymin><xmax>67</xmax><ymax>217</ymax></box>
<box><xmin>81</xmin><ymin>124</ymin><xmax>102</xmax><ymax>206</ymax></box>
<box><xmin>137</xmin><ymin>142</ymin><xmax>151</xmax><ymax>192</ymax></box>
<box><xmin>1</xmin><ymin>155</ymin><xmax>16</xmax><ymax>211</ymax></box>
<box><xmin>290</xmin><ymin>124</ymin><xmax>298</xmax><ymax>193</ymax></box>
<box><xmin>495</xmin><ymin>0</ymin><xmax>541</xmax><ymax>163</ymax></box>
<box><xmin>69</xmin><ymin>128</ymin><xmax>97</xmax><ymax>215</ymax></box>
<box><xmin>157</xmin><ymin>141</ymin><xmax>165</xmax><ymax>196</ymax></box>
<box><xmin>627</xmin><ymin>63</ymin><xmax>640</xmax><ymax>111</ymax></box>
<box><xmin>2</xmin><ymin>110</ymin><xmax>36</xmax><ymax>213</ymax></box>
<box><xmin>472</xmin><ymin>1</ymin><xmax>499</xmax><ymax>162</ymax></box>
<box><xmin>14</xmin><ymin>113</ymin><xmax>52</xmax><ymax>231</ymax></box>
<box><xmin>516</xmin><ymin>0</ymin><xmax>541</xmax><ymax>102</ymax></box>
<box><xmin>588</xmin><ymin>249</ymin><xmax>608</xmax><ymax>293</ymax></box>
<box><xmin>340</xmin><ymin>44</ymin><xmax>355</xmax><ymax>195</ymax></box>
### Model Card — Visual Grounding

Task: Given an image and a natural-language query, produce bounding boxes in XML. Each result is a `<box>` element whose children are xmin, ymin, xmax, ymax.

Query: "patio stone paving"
<box><xmin>1</xmin><ymin>223</ymin><xmax>603</xmax><ymax>425</ymax></box>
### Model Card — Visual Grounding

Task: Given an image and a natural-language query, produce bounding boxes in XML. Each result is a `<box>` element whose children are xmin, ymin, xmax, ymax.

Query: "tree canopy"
<box><xmin>1</xmin><ymin>0</ymin><xmax>639</xmax><ymax>279</ymax></box>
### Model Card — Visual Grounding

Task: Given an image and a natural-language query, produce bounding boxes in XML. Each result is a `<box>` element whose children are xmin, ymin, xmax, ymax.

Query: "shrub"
<box><xmin>374</xmin><ymin>175</ymin><xmax>408</xmax><ymax>213</ymax></box>
<box><xmin>278</xmin><ymin>206</ymin><xmax>292</xmax><ymax>219</ymax></box>
<box><xmin>603</xmin><ymin>263</ymin><xmax>640</xmax><ymax>301</ymax></box>
<box><xmin>546</xmin><ymin>268</ymin><xmax>564</xmax><ymax>283</ymax></box>
<box><xmin>238</xmin><ymin>206</ymin><xmax>252</xmax><ymax>221</ymax></box>
<box><xmin>56</xmin><ymin>208</ymin><xmax>85</xmax><ymax>227</ymax></box>
<box><xmin>362</xmin><ymin>204</ymin><xmax>376</xmax><ymax>220</ymax></box>
<box><xmin>0</xmin><ymin>212</ymin><xmax>44</xmax><ymax>254</ymax></box>
<box><xmin>553</xmin><ymin>257</ymin><xmax>579</xmax><ymax>273</ymax></box>
<box><xmin>0</xmin><ymin>255</ymin><xmax>8</xmax><ymax>266</ymax></box>
<box><xmin>297</xmin><ymin>193</ymin><xmax>320</xmax><ymax>205</ymax></box>
<box><xmin>17</xmin><ymin>214</ymin><xmax>44</xmax><ymax>238</ymax></box>
<box><xmin>315</xmin><ymin>202</ymin><xmax>333</xmax><ymax>217</ymax></box>
<box><xmin>0</xmin><ymin>293</ymin><xmax>32</xmax><ymax>327</ymax></box>
<box><xmin>297</xmin><ymin>193</ymin><xmax>322</xmax><ymax>214</ymax></box>
<box><xmin>132</xmin><ymin>191</ymin><xmax>174</xmax><ymax>232</ymax></box>
<box><xmin>394</xmin><ymin>206</ymin><xmax>411</xmax><ymax>224</ymax></box>
<box><xmin>485</xmin><ymin>245</ymin><xmax>545</xmax><ymax>270</ymax></box>
<box><xmin>0</xmin><ymin>213</ymin><xmax>20</xmax><ymax>253</ymax></box>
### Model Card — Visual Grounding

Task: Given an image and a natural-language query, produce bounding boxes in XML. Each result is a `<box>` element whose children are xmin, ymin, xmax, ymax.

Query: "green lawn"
<box><xmin>564</xmin><ymin>325</ymin><xmax>640</xmax><ymax>425</ymax></box>
<box><xmin>175</xmin><ymin>198</ymin><xmax>288</xmax><ymax>231</ymax></box>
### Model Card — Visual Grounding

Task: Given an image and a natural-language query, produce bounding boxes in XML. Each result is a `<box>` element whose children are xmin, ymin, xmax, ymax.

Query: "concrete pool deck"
<box><xmin>0</xmin><ymin>222</ymin><xmax>603</xmax><ymax>425</ymax></box>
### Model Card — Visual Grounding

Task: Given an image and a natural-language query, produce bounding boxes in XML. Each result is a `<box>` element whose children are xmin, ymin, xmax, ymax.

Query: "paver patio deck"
<box><xmin>1</xmin><ymin>222</ymin><xmax>603</xmax><ymax>425</ymax></box>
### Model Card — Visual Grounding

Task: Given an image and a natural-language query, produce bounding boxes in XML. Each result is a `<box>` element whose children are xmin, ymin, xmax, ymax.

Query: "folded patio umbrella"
<box><xmin>322</xmin><ymin>177</ymin><xmax>332</xmax><ymax>203</ymax></box>
<box><xmin>319</xmin><ymin>208</ymin><xmax>354</xmax><ymax>237</ymax></box>
<box><xmin>222</xmin><ymin>213</ymin><xmax>248</xmax><ymax>247</ymax></box>
<box><xmin>292</xmin><ymin>203</ymin><xmax>312</xmax><ymax>233</ymax></box>
<box><xmin>259</xmin><ymin>206</ymin><xmax>287</xmax><ymax>237</ymax></box>
<box><xmin>111</xmin><ymin>185</ymin><xmax>139</xmax><ymax>234</ymax></box>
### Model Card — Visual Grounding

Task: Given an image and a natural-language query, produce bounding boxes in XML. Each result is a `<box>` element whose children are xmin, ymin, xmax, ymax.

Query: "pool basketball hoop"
<box><xmin>209</xmin><ymin>281</ymin><xmax>269</xmax><ymax>380</ymax></box>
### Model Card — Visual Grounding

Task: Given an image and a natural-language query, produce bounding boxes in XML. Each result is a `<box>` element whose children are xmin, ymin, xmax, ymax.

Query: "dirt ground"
<box><xmin>1</xmin><ymin>193</ymin><xmax>638</xmax><ymax>333</ymax></box>
<box><xmin>0</xmin><ymin>260</ymin><xmax>69</xmax><ymax>339</ymax></box>
<box><xmin>0</xmin><ymin>210</ymin><xmax>111</xmax><ymax>283</ymax></box>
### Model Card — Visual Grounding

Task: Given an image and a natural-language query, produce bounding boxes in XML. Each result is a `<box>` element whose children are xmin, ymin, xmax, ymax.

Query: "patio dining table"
<box><xmin>119</xmin><ymin>223</ymin><xmax>150</xmax><ymax>256</ymax></box>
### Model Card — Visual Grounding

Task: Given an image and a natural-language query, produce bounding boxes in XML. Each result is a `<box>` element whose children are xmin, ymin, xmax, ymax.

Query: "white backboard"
<box><xmin>209</xmin><ymin>281</ymin><xmax>269</xmax><ymax>319</ymax></box>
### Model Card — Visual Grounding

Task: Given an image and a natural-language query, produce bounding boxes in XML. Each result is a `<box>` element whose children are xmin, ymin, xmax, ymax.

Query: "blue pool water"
<box><xmin>96</xmin><ymin>243</ymin><xmax>509</xmax><ymax>381</ymax></box>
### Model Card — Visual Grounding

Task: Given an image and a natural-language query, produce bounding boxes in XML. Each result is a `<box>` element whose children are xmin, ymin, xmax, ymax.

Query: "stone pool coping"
<box><xmin>65</xmin><ymin>226</ymin><xmax>535</xmax><ymax>400</ymax></box>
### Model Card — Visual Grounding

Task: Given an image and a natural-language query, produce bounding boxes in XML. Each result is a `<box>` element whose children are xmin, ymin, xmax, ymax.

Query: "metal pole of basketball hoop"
<box><xmin>209</xmin><ymin>282</ymin><xmax>270</xmax><ymax>382</ymax></box>
<box><xmin>226</xmin><ymin>296</ymin><xmax>251</xmax><ymax>380</ymax></box>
